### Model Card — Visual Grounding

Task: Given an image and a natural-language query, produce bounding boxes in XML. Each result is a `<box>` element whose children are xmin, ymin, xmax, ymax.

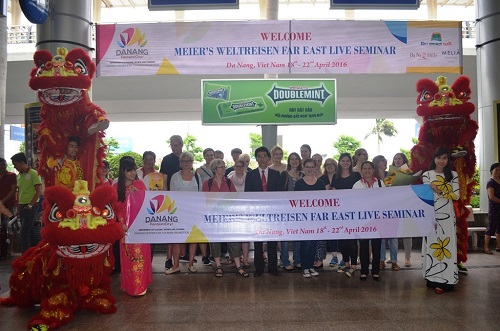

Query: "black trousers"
<box><xmin>359</xmin><ymin>239</ymin><xmax>382</xmax><ymax>275</ymax></box>
<box><xmin>254</xmin><ymin>241</ymin><xmax>278</xmax><ymax>273</ymax></box>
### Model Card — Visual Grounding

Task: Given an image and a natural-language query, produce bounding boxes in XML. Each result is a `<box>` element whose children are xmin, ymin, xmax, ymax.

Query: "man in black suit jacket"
<box><xmin>244</xmin><ymin>146</ymin><xmax>282</xmax><ymax>277</ymax></box>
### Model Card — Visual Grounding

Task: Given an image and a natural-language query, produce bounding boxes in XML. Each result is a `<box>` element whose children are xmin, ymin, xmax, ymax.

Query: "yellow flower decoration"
<box><xmin>431</xmin><ymin>175</ymin><xmax>457</xmax><ymax>200</ymax></box>
<box><xmin>430</xmin><ymin>237</ymin><xmax>452</xmax><ymax>261</ymax></box>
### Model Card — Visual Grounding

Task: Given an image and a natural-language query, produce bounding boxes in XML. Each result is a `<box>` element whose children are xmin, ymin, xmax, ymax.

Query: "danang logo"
<box><xmin>116</xmin><ymin>28</ymin><xmax>149</xmax><ymax>56</ymax></box>
<box><xmin>145</xmin><ymin>195</ymin><xmax>178</xmax><ymax>223</ymax></box>
<box><xmin>266</xmin><ymin>84</ymin><xmax>331</xmax><ymax>105</ymax></box>
<box><xmin>430</xmin><ymin>32</ymin><xmax>442</xmax><ymax>42</ymax></box>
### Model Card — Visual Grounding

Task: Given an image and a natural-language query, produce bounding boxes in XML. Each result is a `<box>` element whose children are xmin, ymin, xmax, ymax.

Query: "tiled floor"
<box><xmin>1</xmin><ymin>248</ymin><xmax>500</xmax><ymax>331</ymax></box>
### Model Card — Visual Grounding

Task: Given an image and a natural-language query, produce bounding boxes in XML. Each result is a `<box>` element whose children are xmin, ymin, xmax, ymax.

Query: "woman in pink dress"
<box><xmin>113</xmin><ymin>157</ymin><xmax>152</xmax><ymax>296</ymax></box>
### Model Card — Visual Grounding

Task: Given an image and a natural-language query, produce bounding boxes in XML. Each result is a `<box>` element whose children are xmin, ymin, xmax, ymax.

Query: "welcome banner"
<box><xmin>96</xmin><ymin>20</ymin><xmax>462</xmax><ymax>76</ymax></box>
<box><xmin>125</xmin><ymin>185</ymin><xmax>436</xmax><ymax>244</ymax></box>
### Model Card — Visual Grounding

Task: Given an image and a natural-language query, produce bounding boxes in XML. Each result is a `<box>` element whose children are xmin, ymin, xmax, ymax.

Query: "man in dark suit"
<box><xmin>244</xmin><ymin>146</ymin><xmax>282</xmax><ymax>277</ymax></box>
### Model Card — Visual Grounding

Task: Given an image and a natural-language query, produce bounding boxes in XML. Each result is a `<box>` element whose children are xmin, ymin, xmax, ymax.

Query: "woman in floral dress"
<box><xmin>422</xmin><ymin>147</ymin><xmax>459</xmax><ymax>294</ymax></box>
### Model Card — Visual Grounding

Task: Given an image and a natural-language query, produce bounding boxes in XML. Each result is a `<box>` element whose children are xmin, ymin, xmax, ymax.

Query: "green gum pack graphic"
<box><xmin>217</xmin><ymin>97</ymin><xmax>267</xmax><ymax>118</ymax></box>
<box><xmin>204</xmin><ymin>83</ymin><xmax>230</xmax><ymax>100</ymax></box>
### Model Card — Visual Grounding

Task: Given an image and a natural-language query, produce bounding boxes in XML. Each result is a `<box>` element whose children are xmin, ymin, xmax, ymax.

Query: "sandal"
<box><xmin>483</xmin><ymin>249</ymin><xmax>494</xmax><ymax>255</ymax></box>
<box><xmin>379</xmin><ymin>261</ymin><xmax>386</xmax><ymax>270</ymax></box>
<box><xmin>283</xmin><ymin>265</ymin><xmax>294</xmax><ymax>272</ymax></box>
<box><xmin>215</xmin><ymin>266</ymin><xmax>223</xmax><ymax>278</ymax></box>
<box><xmin>236</xmin><ymin>266</ymin><xmax>249</xmax><ymax>277</ymax></box>
<box><xmin>392</xmin><ymin>263</ymin><xmax>400</xmax><ymax>271</ymax></box>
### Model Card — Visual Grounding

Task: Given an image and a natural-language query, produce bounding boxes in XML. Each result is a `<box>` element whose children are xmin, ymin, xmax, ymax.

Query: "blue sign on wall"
<box><xmin>149</xmin><ymin>0</ymin><xmax>238</xmax><ymax>11</ymax></box>
<box><xmin>10</xmin><ymin>125</ymin><xmax>25</xmax><ymax>142</ymax></box>
<box><xmin>331</xmin><ymin>0</ymin><xmax>419</xmax><ymax>9</ymax></box>
<box><xmin>19</xmin><ymin>0</ymin><xmax>49</xmax><ymax>24</ymax></box>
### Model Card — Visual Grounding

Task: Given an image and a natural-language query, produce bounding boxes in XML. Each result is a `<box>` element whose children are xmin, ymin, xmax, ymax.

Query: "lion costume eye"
<box><xmin>103</xmin><ymin>204</ymin><xmax>115</xmax><ymax>220</ymax></box>
<box><xmin>48</xmin><ymin>204</ymin><xmax>63</xmax><ymax>222</ymax></box>
<box><xmin>74</xmin><ymin>60</ymin><xmax>88</xmax><ymax>75</ymax></box>
<box><xmin>420</xmin><ymin>90</ymin><xmax>433</xmax><ymax>102</ymax></box>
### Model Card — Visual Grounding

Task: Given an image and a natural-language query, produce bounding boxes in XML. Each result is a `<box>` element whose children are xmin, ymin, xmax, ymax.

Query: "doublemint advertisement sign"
<box><xmin>202</xmin><ymin>79</ymin><xmax>336</xmax><ymax>125</ymax></box>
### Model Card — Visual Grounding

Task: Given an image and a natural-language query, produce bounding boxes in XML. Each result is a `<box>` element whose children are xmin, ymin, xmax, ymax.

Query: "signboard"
<box><xmin>202</xmin><ymin>79</ymin><xmax>336</xmax><ymax>125</ymax></box>
<box><xmin>10</xmin><ymin>125</ymin><xmax>25</xmax><ymax>141</ymax></box>
<box><xmin>96</xmin><ymin>20</ymin><xmax>462</xmax><ymax>76</ymax></box>
<box><xmin>124</xmin><ymin>185</ymin><xmax>436</xmax><ymax>243</ymax></box>
<box><xmin>24</xmin><ymin>102</ymin><xmax>42</xmax><ymax>169</ymax></box>
<box><xmin>331</xmin><ymin>0</ymin><xmax>419</xmax><ymax>9</ymax></box>
<box><xmin>19</xmin><ymin>0</ymin><xmax>49</xmax><ymax>24</ymax></box>
<box><xmin>149</xmin><ymin>0</ymin><xmax>238</xmax><ymax>10</ymax></box>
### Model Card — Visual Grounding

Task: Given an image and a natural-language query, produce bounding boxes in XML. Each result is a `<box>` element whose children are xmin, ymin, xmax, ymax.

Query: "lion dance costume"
<box><xmin>410</xmin><ymin>75</ymin><xmax>478</xmax><ymax>265</ymax></box>
<box><xmin>30</xmin><ymin>47</ymin><xmax>109</xmax><ymax>190</ymax></box>
<box><xmin>0</xmin><ymin>181</ymin><xmax>124</xmax><ymax>330</ymax></box>
<box><xmin>0</xmin><ymin>48</ymin><xmax>122</xmax><ymax>330</ymax></box>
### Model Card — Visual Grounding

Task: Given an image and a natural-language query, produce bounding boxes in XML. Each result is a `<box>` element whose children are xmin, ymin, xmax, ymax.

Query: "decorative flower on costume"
<box><xmin>410</xmin><ymin>75</ymin><xmax>478</xmax><ymax>264</ymax></box>
<box><xmin>430</xmin><ymin>237</ymin><xmax>452</xmax><ymax>261</ymax></box>
<box><xmin>0</xmin><ymin>181</ymin><xmax>124</xmax><ymax>330</ymax></box>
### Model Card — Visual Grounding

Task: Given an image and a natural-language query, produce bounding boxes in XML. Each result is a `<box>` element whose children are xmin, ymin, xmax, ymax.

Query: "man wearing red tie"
<box><xmin>244</xmin><ymin>146</ymin><xmax>283</xmax><ymax>277</ymax></box>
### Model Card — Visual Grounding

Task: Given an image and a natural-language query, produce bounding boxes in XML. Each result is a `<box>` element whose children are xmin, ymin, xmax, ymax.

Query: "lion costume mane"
<box><xmin>0</xmin><ymin>181</ymin><xmax>124</xmax><ymax>330</ymax></box>
<box><xmin>30</xmin><ymin>47</ymin><xmax>109</xmax><ymax>190</ymax></box>
<box><xmin>410</xmin><ymin>75</ymin><xmax>478</xmax><ymax>264</ymax></box>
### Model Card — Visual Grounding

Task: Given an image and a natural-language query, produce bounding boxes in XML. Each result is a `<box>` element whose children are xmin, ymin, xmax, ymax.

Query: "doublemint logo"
<box><xmin>267</xmin><ymin>84</ymin><xmax>331</xmax><ymax>105</ymax></box>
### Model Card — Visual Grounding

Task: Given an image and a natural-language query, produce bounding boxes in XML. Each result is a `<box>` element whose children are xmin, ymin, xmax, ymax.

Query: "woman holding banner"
<box><xmin>114</xmin><ymin>157</ymin><xmax>152</xmax><ymax>296</ymax></box>
<box><xmin>353</xmin><ymin>161</ymin><xmax>385</xmax><ymax>281</ymax></box>
<box><xmin>279</xmin><ymin>152</ymin><xmax>303</xmax><ymax>271</ymax></box>
<box><xmin>333</xmin><ymin>153</ymin><xmax>361</xmax><ymax>278</ymax></box>
<box><xmin>294</xmin><ymin>158</ymin><xmax>325</xmax><ymax>278</ymax></box>
<box><xmin>422</xmin><ymin>147</ymin><xmax>459</xmax><ymax>294</ymax></box>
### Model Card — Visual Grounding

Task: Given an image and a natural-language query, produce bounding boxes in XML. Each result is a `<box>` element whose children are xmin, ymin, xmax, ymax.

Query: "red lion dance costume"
<box><xmin>0</xmin><ymin>181</ymin><xmax>124</xmax><ymax>330</ymax></box>
<box><xmin>410</xmin><ymin>75</ymin><xmax>478</xmax><ymax>265</ymax></box>
<box><xmin>30</xmin><ymin>47</ymin><xmax>109</xmax><ymax>190</ymax></box>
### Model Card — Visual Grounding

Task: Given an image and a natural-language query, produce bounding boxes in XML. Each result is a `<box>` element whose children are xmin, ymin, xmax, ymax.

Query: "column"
<box><xmin>36</xmin><ymin>0</ymin><xmax>92</xmax><ymax>54</ymax></box>
<box><xmin>476</xmin><ymin>0</ymin><xmax>500</xmax><ymax>211</ymax></box>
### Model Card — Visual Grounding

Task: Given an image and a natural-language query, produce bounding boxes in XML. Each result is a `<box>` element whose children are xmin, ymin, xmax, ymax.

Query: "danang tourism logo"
<box><xmin>420</xmin><ymin>31</ymin><xmax>452</xmax><ymax>47</ymax></box>
<box><xmin>266</xmin><ymin>84</ymin><xmax>331</xmax><ymax>105</ymax></box>
<box><xmin>145</xmin><ymin>195</ymin><xmax>178</xmax><ymax>223</ymax></box>
<box><xmin>116</xmin><ymin>28</ymin><xmax>149</xmax><ymax>56</ymax></box>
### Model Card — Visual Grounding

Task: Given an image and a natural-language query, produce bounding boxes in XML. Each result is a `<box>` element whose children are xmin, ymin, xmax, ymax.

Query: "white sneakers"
<box><xmin>303</xmin><ymin>268</ymin><xmax>319</xmax><ymax>278</ymax></box>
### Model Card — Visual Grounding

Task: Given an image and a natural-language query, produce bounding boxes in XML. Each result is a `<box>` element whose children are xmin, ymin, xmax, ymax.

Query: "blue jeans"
<box><xmin>300</xmin><ymin>240</ymin><xmax>317</xmax><ymax>270</ymax></box>
<box><xmin>20</xmin><ymin>203</ymin><xmax>39</xmax><ymax>253</ymax></box>
<box><xmin>281</xmin><ymin>241</ymin><xmax>300</xmax><ymax>267</ymax></box>
<box><xmin>380</xmin><ymin>238</ymin><xmax>398</xmax><ymax>263</ymax></box>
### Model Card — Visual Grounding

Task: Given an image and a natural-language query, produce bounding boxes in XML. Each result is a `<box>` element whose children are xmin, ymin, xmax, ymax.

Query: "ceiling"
<box><xmin>100</xmin><ymin>0</ymin><xmax>475</xmax><ymax>9</ymax></box>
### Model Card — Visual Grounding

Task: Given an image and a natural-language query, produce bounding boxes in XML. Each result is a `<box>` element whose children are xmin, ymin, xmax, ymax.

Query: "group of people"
<box><xmin>2</xmin><ymin>134</ymin><xmax>500</xmax><ymax>298</ymax></box>
<box><xmin>103</xmin><ymin>135</ymin><xmax>491</xmax><ymax>297</ymax></box>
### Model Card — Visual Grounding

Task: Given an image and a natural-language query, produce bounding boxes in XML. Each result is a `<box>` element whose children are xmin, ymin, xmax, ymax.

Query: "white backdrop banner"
<box><xmin>96</xmin><ymin>20</ymin><xmax>462</xmax><ymax>76</ymax></box>
<box><xmin>124</xmin><ymin>185</ymin><xmax>436</xmax><ymax>243</ymax></box>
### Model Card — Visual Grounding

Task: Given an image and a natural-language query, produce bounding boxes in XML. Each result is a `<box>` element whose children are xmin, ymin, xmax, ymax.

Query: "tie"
<box><xmin>261</xmin><ymin>170</ymin><xmax>267</xmax><ymax>192</ymax></box>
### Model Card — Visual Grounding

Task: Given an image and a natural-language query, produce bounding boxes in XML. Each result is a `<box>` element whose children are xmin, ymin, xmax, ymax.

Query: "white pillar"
<box><xmin>476</xmin><ymin>0</ymin><xmax>500</xmax><ymax>211</ymax></box>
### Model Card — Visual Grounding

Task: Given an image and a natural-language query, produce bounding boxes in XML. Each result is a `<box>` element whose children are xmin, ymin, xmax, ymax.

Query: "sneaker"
<box><xmin>338</xmin><ymin>266</ymin><xmax>349</xmax><ymax>273</ymax></box>
<box><xmin>302</xmin><ymin>269</ymin><xmax>311</xmax><ymax>278</ymax></box>
<box><xmin>329</xmin><ymin>257</ymin><xmax>339</xmax><ymax>267</ymax></box>
<box><xmin>458</xmin><ymin>263</ymin><xmax>468</xmax><ymax>274</ymax></box>
<box><xmin>209</xmin><ymin>256</ymin><xmax>215</xmax><ymax>263</ymax></box>
<box><xmin>338</xmin><ymin>260</ymin><xmax>345</xmax><ymax>268</ymax></box>
<box><xmin>345</xmin><ymin>268</ymin><xmax>355</xmax><ymax>278</ymax></box>
<box><xmin>165</xmin><ymin>267</ymin><xmax>181</xmax><ymax>275</ymax></box>
<box><xmin>309</xmin><ymin>268</ymin><xmax>319</xmax><ymax>277</ymax></box>
<box><xmin>179</xmin><ymin>255</ymin><xmax>189</xmax><ymax>263</ymax></box>
<box><xmin>188</xmin><ymin>265</ymin><xmax>197</xmax><ymax>273</ymax></box>
<box><xmin>202</xmin><ymin>256</ymin><xmax>212</xmax><ymax>266</ymax></box>
<box><xmin>360</xmin><ymin>274</ymin><xmax>367</xmax><ymax>281</ymax></box>
<box><xmin>165</xmin><ymin>259</ymin><xmax>173</xmax><ymax>269</ymax></box>
<box><xmin>372</xmin><ymin>274</ymin><xmax>381</xmax><ymax>281</ymax></box>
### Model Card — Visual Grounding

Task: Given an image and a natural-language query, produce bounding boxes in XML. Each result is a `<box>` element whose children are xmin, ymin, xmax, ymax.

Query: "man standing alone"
<box><xmin>244</xmin><ymin>146</ymin><xmax>282</xmax><ymax>277</ymax></box>
<box><xmin>11</xmin><ymin>153</ymin><xmax>42</xmax><ymax>253</ymax></box>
